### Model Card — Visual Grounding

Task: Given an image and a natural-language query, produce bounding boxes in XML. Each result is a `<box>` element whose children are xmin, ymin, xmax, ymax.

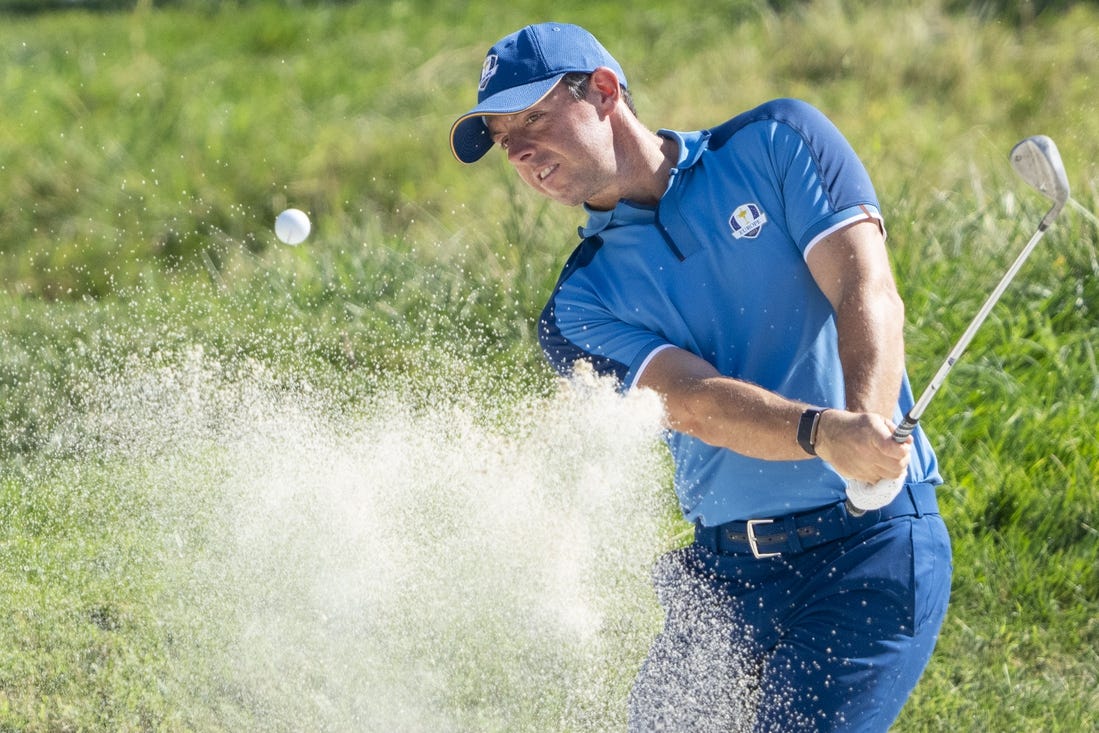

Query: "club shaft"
<box><xmin>890</xmin><ymin>213</ymin><xmax>1054</xmax><ymax>441</ymax></box>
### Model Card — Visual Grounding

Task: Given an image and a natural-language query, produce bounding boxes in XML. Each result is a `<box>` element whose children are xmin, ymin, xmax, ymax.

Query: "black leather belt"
<box><xmin>694</xmin><ymin>482</ymin><xmax>939</xmax><ymax>559</ymax></box>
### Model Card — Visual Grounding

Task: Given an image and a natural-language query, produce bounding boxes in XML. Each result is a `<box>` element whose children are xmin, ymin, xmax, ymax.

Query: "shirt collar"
<box><xmin>579</xmin><ymin>128</ymin><xmax>710</xmax><ymax>238</ymax></box>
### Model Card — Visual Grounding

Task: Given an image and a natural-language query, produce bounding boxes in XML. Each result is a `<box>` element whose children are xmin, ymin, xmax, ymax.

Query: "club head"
<box><xmin>1010</xmin><ymin>135</ymin><xmax>1071</xmax><ymax>227</ymax></box>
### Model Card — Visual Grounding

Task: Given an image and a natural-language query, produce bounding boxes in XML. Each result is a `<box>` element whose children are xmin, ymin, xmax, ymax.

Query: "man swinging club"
<box><xmin>451</xmin><ymin>22</ymin><xmax>951</xmax><ymax>732</ymax></box>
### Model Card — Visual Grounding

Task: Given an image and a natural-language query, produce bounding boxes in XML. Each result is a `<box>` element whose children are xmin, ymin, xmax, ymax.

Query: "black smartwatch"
<box><xmin>797</xmin><ymin>408</ymin><xmax>830</xmax><ymax>456</ymax></box>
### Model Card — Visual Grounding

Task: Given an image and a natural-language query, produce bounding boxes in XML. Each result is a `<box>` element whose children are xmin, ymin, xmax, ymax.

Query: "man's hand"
<box><xmin>812</xmin><ymin>409</ymin><xmax>910</xmax><ymax>484</ymax></box>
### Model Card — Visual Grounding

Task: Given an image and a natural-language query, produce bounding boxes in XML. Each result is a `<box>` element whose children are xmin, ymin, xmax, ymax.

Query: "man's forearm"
<box><xmin>834</xmin><ymin>284</ymin><xmax>907</xmax><ymax>418</ymax></box>
<box><xmin>661</xmin><ymin>373</ymin><xmax>811</xmax><ymax>460</ymax></box>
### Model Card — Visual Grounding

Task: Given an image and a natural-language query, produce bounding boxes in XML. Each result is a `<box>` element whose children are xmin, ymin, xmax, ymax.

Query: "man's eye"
<box><xmin>525</xmin><ymin>112</ymin><xmax>542</xmax><ymax>125</ymax></box>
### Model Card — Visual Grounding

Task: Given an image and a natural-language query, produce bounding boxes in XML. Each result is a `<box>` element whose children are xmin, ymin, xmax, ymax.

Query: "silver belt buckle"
<box><xmin>746</xmin><ymin>518</ymin><xmax>781</xmax><ymax>559</ymax></box>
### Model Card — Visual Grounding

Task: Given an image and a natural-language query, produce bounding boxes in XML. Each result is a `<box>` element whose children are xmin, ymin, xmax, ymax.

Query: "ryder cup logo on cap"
<box><xmin>478</xmin><ymin>54</ymin><xmax>499</xmax><ymax>91</ymax></box>
<box><xmin>729</xmin><ymin>203</ymin><xmax>768</xmax><ymax>239</ymax></box>
<box><xmin>450</xmin><ymin>22</ymin><xmax>627</xmax><ymax>164</ymax></box>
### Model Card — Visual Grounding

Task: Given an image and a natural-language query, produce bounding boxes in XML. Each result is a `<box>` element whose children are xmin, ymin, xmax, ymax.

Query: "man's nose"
<box><xmin>507</xmin><ymin>135</ymin><xmax>535</xmax><ymax>164</ymax></box>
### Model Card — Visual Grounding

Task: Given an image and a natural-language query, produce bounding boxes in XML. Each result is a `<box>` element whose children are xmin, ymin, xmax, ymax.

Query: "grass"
<box><xmin>1</xmin><ymin>0</ymin><xmax>1098</xmax><ymax>730</ymax></box>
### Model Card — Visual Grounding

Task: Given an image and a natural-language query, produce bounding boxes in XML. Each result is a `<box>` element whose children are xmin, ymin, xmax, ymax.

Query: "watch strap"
<box><xmin>797</xmin><ymin>408</ymin><xmax>830</xmax><ymax>456</ymax></box>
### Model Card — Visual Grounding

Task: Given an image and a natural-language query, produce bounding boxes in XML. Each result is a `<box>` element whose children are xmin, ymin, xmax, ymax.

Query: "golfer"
<box><xmin>451</xmin><ymin>22</ymin><xmax>951</xmax><ymax>732</ymax></box>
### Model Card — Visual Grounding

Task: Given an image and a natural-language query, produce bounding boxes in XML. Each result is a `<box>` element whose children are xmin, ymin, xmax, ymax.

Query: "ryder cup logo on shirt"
<box><xmin>729</xmin><ymin>203</ymin><xmax>768</xmax><ymax>239</ymax></box>
<box><xmin>478</xmin><ymin>54</ymin><xmax>499</xmax><ymax>91</ymax></box>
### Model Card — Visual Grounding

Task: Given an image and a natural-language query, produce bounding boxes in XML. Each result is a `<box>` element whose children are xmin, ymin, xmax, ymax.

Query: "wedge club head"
<box><xmin>1010</xmin><ymin>135</ymin><xmax>1071</xmax><ymax>228</ymax></box>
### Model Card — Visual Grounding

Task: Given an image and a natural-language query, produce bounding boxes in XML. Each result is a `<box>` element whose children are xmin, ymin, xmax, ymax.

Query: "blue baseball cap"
<box><xmin>450</xmin><ymin>22</ymin><xmax>627</xmax><ymax>164</ymax></box>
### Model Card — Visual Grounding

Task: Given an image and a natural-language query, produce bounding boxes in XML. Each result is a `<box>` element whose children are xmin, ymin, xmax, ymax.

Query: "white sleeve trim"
<box><xmin>802</xmin><ymin>206</ymin><xmax>886</xmax><ymax>260</ymax></box>
<box><xmin>629</xmin><ymin>343</ymin><xmax>677</xmax><ymax>390</ymax></box>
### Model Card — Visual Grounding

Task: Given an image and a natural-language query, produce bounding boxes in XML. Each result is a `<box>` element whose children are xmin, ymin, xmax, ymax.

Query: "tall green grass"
<box><xmin>1</xmin><ymin>0</ymin><xmax>1097</xmax><ymax>730</ymax></box>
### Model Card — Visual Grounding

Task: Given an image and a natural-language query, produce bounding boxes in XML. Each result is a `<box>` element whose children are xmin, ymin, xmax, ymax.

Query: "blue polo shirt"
<box><xmin>539</xmin><ymin>98</ymin><xmax>940</xmax><ymax>525</ymax></box>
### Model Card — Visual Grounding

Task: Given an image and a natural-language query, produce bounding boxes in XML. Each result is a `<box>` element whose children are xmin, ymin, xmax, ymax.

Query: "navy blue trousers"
<box><xmin>629</xmin><ymin>488</ymin><xmax>952</xmax><ymax>732</ymax></box>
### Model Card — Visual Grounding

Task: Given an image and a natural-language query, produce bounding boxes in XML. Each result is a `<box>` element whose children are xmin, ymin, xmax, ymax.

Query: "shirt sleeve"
<box><xmin>737</xmin><ymin>99</ymin><xmax>884</xmax><ymax>257</ymax></box>
<box><xmin>538</xmin><ymin>236</ymin><xmax>670</xmax><ymax>392</ymax></box>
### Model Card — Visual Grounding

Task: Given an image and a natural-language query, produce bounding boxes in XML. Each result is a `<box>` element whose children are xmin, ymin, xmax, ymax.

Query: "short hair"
<box><xmin>561</xmin><ymin>71</ymin><xmax>638</xmax><ymax>116</ymax></box>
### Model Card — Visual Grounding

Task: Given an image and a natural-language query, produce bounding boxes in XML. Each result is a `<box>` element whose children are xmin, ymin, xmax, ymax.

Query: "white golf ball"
<box><xmin>275</xmin><ymin>208</ymin><xmax>311</xmax><ymax>245</ymax></box>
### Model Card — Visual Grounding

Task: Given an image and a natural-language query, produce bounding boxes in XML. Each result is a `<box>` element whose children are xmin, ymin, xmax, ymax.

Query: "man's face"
<box><xmin>485</xmin><ymin>81</ymin><xmax>620</xmax><ymax>208</ymax></box>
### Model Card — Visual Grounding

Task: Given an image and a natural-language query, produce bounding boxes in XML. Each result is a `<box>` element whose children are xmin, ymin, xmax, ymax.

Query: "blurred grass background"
<box><xmin>1</xmin><ymin>0</ymin><xmax>1097</xmax><ymax>730</ymax></box>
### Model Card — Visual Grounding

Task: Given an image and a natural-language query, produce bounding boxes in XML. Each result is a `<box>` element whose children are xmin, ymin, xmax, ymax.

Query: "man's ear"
<box><xmin>588</xmin><ymin>67</ymin><xmax>622</xmax><ymax>110</ymax></box>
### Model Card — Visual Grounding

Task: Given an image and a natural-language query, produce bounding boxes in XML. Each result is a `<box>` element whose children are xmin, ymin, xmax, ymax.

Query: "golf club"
<box><xmin>846</xmin><ymin>135</ymin><xmax>1072</xmax><ymax>514</ymax></box>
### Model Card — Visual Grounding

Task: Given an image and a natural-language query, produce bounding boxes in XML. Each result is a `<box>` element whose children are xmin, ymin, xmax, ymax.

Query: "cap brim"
<box><xmin>450</xmin><ymin>75</ymin><xmax>564</xmax><ymax>164</ymax></box>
